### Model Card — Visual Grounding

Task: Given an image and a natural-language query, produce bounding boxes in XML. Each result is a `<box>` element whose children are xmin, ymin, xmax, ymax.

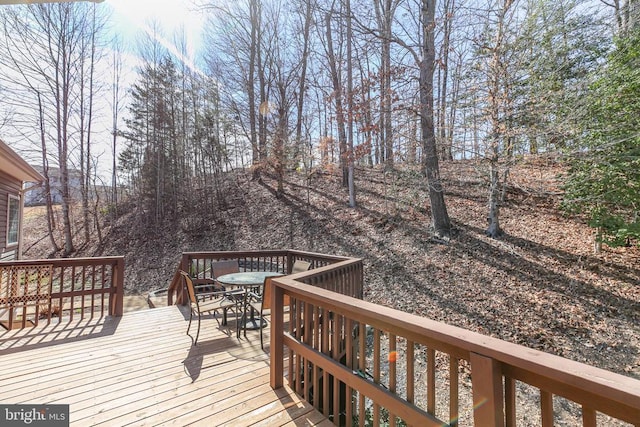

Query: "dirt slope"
<box><xmin>22</xmin><ymin>156</ymin><xmax>640</xmax><ymax>380</ymax></box>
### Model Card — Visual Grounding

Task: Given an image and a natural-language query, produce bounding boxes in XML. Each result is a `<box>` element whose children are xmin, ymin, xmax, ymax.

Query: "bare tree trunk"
<box><xmin>37</xmin><ymin>93</ymin><xmax>61</xmax><ymax>253</ymax></box>
<box><xmin>256</xmin><ymin>3</ymin><xmax>268</xmax><ymax>170</ymax></box>
<box><xmin>346</xmin><ymin>0</ymin><xmax>356</xmax><ymax>207</ymax></box>
<box><xmin>249</xmin><ymin>0</ymin><xmax>261</xmax><ymax>179</ymax></box>
<box><xmin>421</xmin><ymin>0</ymin><xmax>451</xmax><ymax>240</ymax></box>
<box><xmin>111</xmin><ymin>39</ymin><xmax>122</xmax><ymax>215</ymax></box>
<box><xmin>53</xmin><ymin>6</ymin><xmax>75</xmax><ymax>255</ymax></box>
<box><xmin>325</xmin><ymin>9</ymin><xmax>348</xmax><ymax>186</ymax></box>
<box><xmin>375</xmin><ymin>0</ymin><xmax>398</xmax><ymax>170</ymax></box>
<box><xmin>275</xmin><ymin>80</ymin><xmax>287</xmax><ymax>198</ymax></box>
<box><xmin>408</xmin><ymin>107</ymin><xmax>418</xmax><ymax>164</ymax></box>
<box><xmin>82</xmin><ymin>6</ymin><xmax>97</xmax><ymax>245</ymax></box>
<box><xmin>437</xmin><ymin>0</ymin><xmax>455</xmax><ymax>161</ymax></box>
<box><xmin>294</xmin><ymin>0</ymin><xmax>313</xmax><ymax>163</ymax></box>
<box><xmin>357</xmin><ymin>54</ymin><xmax>374</xmax><ymax>166</ymax></box>
<box><xmin>485</xmin><ymin>0</ymin><xmax>513</xmax><ymax>238</ymax></box>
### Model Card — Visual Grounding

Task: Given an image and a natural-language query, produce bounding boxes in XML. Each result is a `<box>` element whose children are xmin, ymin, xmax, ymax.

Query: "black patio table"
<box><xmin>216</xmin><ymin>271</ymin><xmax>284</xmax><ymax>329</ymax></box>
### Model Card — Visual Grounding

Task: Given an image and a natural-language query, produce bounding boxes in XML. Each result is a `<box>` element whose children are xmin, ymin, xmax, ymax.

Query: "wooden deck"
<box><xmin>0</xmin><ymin>306</ymin><xmax>331</xmax><ymax>426</ymax></box>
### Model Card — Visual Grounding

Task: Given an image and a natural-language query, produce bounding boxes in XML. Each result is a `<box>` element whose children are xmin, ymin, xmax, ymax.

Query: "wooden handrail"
<box><xmin>270</xmin><ymin>276</ymin><xmax>640</xmax><ymax>426</ymax></box>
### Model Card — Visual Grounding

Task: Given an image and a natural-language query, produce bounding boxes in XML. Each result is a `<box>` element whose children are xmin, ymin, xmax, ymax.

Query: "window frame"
<box><xmin>6</xmin><ymin>194</ymin><xmax>20</xmax><ymax>248</ymax></box>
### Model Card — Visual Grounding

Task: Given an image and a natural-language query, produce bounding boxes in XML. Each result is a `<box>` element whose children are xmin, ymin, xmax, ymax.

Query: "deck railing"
<box><xmin>167</xmin><ymin>250</ymin><xmax>363</xmax><ymax>305</ymax></box>
<box><xmin>0</xmin><ymin>257</ymin><xmax>125</xmax><ymax>329</ymax></box>
<box><xmin>270</xmin><ymin>275</ymin><xmax>640</xmax><ymax>426</ymax></box>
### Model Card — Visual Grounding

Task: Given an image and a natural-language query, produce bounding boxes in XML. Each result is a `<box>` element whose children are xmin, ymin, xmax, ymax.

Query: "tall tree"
<box><xmin>420</xmin><ymin>0</ymin><xmax>451</xmax><ymax>239</ymax></box>
<box><xmin>203</xmin><ymin>1</ymin><xmax>268</xmax><ymax>177</ymax></box>
<box><xmin>0</xmin><ymin>3</ymin><xmax>106</xmax><ymax>255</ymax></box>
<box><xmin>294</xmin><ymin>0</ymin><xmax>314</xmax><ymax>161</ymax></box>
<box><xmin>484</xmin><ymin>0</ymin><xmax>515</xmax><ymax>238</ymax></box>
<box><xmin>346</xmin><ymin>0</ymin><xmax>356</xmax><ymax>207</ymax></box>
<box><xmin>325</xmin><ymin>4</ymin><xmax>349</xmax><ymax>186</ymax></box>
<box><xmin>109</xmin><ymin>37</ymin><xmax>124</xmax><ymax>214</ymax></box>
<box><xmin>374</xmin><ymin>0</ymin><xmax>400</xmax><ymax>169</ymax></box>
<box><xmin>78</xmin><ymin>4</ymin><xmax>102</xmax><ymax>245</ymax></box>
<box><xmin>436</xmin><ymin>0</ymin><xmax>455</xmax><ymax>161</ymax></box>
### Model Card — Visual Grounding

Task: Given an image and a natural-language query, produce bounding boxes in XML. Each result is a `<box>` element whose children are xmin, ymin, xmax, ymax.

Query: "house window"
<box><xmin>7</xmin><ymin>194</ymin><xmax>20</xmax><ymax>246</ymax></box>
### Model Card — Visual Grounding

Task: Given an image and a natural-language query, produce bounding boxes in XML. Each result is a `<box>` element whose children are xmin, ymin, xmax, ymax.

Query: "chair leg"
<box><xmin>259</xmin><ymin>309</ymin><xmax>265</xmax><ymax>349</ymax></box>
<box><xmin>259</xmin><ymin>322</ymin><xmax>263</xmax><ymax>349</ymax></box>
<box><xmin>187</xmin><ymin>309</ymin><xmax>193</xmax><ymax>339</ymax></box>
<box><xmin>194</xmin><ymin>314</ymin><xmax>201</xmax><ymax>346</ymax></box>
<box><xmin>236</xmin><ymin>310</ymin><xmax>242</xmax><ymax>339</ymax></box>
<box><xmin>240</xmin><ymin>309</ymin><xmax>247</xmax><ymax>339</ymax></box>
<box><xmin>243</xmin><ymin>303</ymin><xmax>253</xmax><ymax>340</ymax></box>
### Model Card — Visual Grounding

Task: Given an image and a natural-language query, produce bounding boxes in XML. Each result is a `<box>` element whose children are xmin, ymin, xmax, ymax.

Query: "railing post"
<box><xmin>470</xmin><ymin>352</ymin><xmax>504</xmax><ymax>427</ymax></box>
<box><xmin>270</xmin><ymin>281</ymin><xmax>284</xmax><ymax>389</ymax></box>
<box><xmin>111</xmin><ymin>257</ymin><xmax>125</xmax><ymax>316</ymax></box>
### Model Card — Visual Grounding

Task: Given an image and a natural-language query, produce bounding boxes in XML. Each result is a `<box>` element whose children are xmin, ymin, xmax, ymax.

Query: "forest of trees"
<box><xmin>0</xmin><ymin>0</ymin><xmax>638</xmax><ymax>255</ymax></box>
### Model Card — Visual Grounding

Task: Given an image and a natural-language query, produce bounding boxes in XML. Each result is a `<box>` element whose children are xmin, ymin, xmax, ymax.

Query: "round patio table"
<box><xmin>216</xmin><ymin>271</ymin><xmax>284</xmax><ymax>330</ymax></box>
<box><xmin>215</xmin><ymin>271</ymin><xmax>283</xmax><ymax>288</ymax></box>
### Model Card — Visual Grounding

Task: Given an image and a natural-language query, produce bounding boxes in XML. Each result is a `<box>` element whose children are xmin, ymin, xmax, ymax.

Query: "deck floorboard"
<box><xmin>0</xmin><ymin>306</ymin><xmax>328</xmax><ymax>427</ymax></box>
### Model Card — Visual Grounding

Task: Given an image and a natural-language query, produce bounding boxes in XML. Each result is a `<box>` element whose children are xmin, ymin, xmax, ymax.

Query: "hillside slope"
<box><xmin>22</xmin><ymin>157</ymin><xmax>639</xmax><ymax>379</ymax></box>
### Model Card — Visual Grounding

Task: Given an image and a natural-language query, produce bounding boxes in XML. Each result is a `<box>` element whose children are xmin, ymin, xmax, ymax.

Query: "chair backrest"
<box><xmin>211</xmin><ymin>260</ymin><xmax>239</xmax><ymax>278</ymax></box>
<box><xmin>291</xmin><ymin>260</ymin><xmax>311</xmax><ymax>274</ymax></box>
<box><xmin>179</xmin><ymin>270</ymin><xmax>198</xmax><ymax>306</ymax></box>
<box><xmin>261</xmin><ymin>277</ymin><xmax>291</xmax><ymax>312</ymax></box>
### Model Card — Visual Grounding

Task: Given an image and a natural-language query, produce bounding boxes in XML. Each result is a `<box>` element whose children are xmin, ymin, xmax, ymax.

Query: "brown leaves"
<box><xmin>21</xmin><ymin>157</ymin><xmax>640</xmax><ymax>381</ymax></box>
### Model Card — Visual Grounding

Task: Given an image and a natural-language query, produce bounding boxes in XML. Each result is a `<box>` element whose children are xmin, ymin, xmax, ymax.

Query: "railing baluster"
<box><xmin>100</xmin><ymin>264</ymin><xmax>106</xmax><ymax>317</ymax></box>
<box><xmin>407</xmin><ymin>340</ymin><xmax>415</xmax><ymax>405</ymax></box>
<box><xmin>18</xmin><ymin>269</ymin><xmax>26</xmax><ymax>328</ymax></box>
<box><xmin>81</xmin><ymin>264</ymin><xmax>86</xmax><ymax>319</ymax></box>
<box><xmin>450</xmin><ymin>357</ymin><xmax>459</xmax><ymax>426</ymax></box>
<box><xmin>332</xmin><ymin>313</ymin><xmax>342</xmax><ymax>423</ymax></box>
<box><xmin>374</xmin><ymin>328</ymin><xmax>381</xmax><ymax>427</ymax></box>
<box><xmin>505</xmin><ymin>376</ymin><xmax>516</xmax><ymax>427</ymax></box>
<box><xmin>345</xmin><ymin>317</ymin><xmax>354</xmax><ymax>425</ymax></box>
<box><xmin>312</xmin><ymin>304</ymin><xmax>320</xmax><ymax>409</ymax></box>
<box><xmin>288</xmin><ymin>297</ymin><xmax>294</xmax><ymax>390</ymax></box>
<box><xmin>427</xmin><ymin>347</ymin><xmax>436</xmax><ymax>415</ymax></box>
<box><xmin>70</xmin><ymin>265</ymin><xmax>76</xmax><ymax>320</ymax></box>
<box><xmin>295</xmin><ymin>298</ymin><xmax>303</xmax><ymax>395</ymax></box>
<box><xmin>321</xmin><ymin>306</ymin><xmax>330</xmax><ymax>419</ymax></box>
<box><xmin>541</xmin><ymin>390</ymin><xmax>554</xmax><ymax>427</ymax></box>
<box><xmin>358</xmin><ymin>322</ymin><xmax>366</xmax><ymax>427</ymax></box>
<box><xmin>389</xmin><ymin>332</ymin><xmax>397</xmax><ymax>427</ymax></box>
<box><xmin>582</xmin><ymin>406</ymin><xmax>596</xmax><ymax>427</ymax></box>
<box><xmin>58</xmin><ymin>266</ymin><xmax>65</xmax><ymax>319</ymax></box>
<box><xmin>304</xmin><ymin>301</ymin><xmax>312</xmax><ymax>402</ymax></box>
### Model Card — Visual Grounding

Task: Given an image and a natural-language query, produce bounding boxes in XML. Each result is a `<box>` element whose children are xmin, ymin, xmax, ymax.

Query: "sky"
<box><xmin>105</xmin><ymin>0</ymin><xmax>205</xmax><ymax>72</ymax></box>
<box><xmin>0</xmin><ymin>0</ymin><xmax>208</xmax><ymax>178</ymax></box>
<box><xmin>98</xmin><ymin>0</ymin><xmax>208</xmax><ymax>177</ymax></box>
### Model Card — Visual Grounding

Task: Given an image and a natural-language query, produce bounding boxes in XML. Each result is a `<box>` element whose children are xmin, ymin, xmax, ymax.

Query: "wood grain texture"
<box><xmin>0</xmin><ymin>305</ymin><xmax>328</xmax><ymax>426</ymax></box>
